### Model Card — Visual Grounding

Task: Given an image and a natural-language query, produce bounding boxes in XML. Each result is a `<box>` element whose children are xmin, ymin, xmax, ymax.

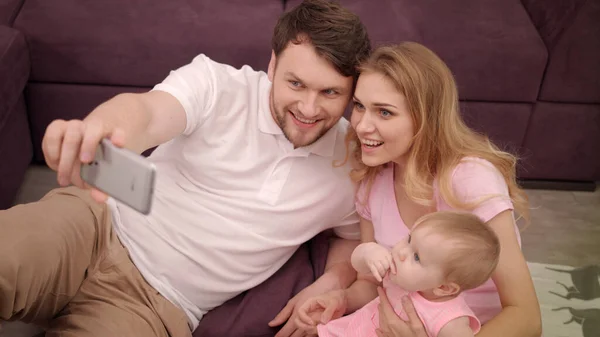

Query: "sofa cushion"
<box><xmin>0</xmin><ymin>0</ymin><xmax>24</xmax><ymax>25</ymax></box>
<box><xmin>520</xmin><ymin>102</ymin><xmax>600</xmax><ymax>181</ymax></box>
<box><xmin>0</xmin><ymin>26</ymin><xmax>32</xmax><ymax>209</ymax></box>
<box><xmin>288</xmin><ymin>0</ymin><xmax>547</xmax><ymax>103</ymax></box>
<box><xmin>520</xmin><ymin>0</ymin><xmax>587</xmax><ymax>52</ymax></box>
<box><xmin>193</xmin><ymin>231</ymin><xmax>332</xmax><ymax>337</ymax></box>
<box><xmin>0</xmin><ymin>25</ymin><xmax>29</xmax><ymax>117</ymax></box>
<box><xmin>0</xmin><ymin>96</ymin><xmax>32</xmax><ymax>209</ymax></box>
<box><xmin>26</xmin><ymin>83</ymin><xmax>148</xmax><ymax>162</ymax></box>
<box><xmin>13</xmin><ymin>0</ymin><xmax>283</xmax><ymax>87</ymax></box>
<box><xmin>459</xmin><ymin>102</ymin><xmax>532</xmax><ymax>156</ymax></box>
<box><xmin>536</xmin><ymin>0</ymin><xmax>600</xmax><ymax>103</ymax></box>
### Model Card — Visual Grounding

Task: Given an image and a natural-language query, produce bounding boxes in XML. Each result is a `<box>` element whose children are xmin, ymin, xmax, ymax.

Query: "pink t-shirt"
<box><xmin>356</xmin><ymin>157</ymin><xmax>517</xmax><ymax>324</ymax></box>
<box><xmin>318</xmin><ymin>277</ymin><xmax>481</xmax><ymax>337</ymax></box>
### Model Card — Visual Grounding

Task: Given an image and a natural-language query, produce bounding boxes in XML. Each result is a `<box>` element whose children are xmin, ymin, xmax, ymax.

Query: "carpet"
<box><xmin>528</xmin><ymin>262</ymin><xmax>600</xmax><ymax>337</ymax></box>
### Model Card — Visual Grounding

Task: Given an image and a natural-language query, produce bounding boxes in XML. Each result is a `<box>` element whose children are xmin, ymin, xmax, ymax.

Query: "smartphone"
<box><xmin>80</xmin><ymin>138</ymin><xmax>156</xmax><ymax>215</ymax></box>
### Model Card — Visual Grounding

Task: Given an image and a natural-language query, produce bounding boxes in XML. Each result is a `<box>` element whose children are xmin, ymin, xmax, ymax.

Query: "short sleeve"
<box><xmin>332</xmin><ymin>206</ymin><xmax>361</xmax><ymax>240</ymax></box>
<box><xmin>355</xmin><ymin>181</ymin><xmax>372</xmax><ymax>221</ymax></box>
<box><xmin>151</xmin><ymin>54</ymin><xmax>217</xmax><ymax>136</ymax></box>
<box><xmin>450</xmin><ymin>158</ymin><xmax>514</xmax><ymax>223</ymax></box>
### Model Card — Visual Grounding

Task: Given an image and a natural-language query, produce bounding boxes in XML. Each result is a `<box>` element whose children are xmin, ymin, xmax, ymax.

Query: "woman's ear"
<box><xmin>432</xmin><ymin>282</ymin><xmax>460</xmax><ymax>297</ymax></box>
<box><xmin>268</xmin><ymin>51</ymin><xmax>276</xmax><ymax>82</ymax></box>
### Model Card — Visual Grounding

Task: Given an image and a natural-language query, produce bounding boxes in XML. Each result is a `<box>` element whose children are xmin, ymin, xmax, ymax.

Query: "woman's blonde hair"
<box><xmin>344</xmin><ymin>42</ymin><xmax>529</xmax><ymax>224</ymax></box>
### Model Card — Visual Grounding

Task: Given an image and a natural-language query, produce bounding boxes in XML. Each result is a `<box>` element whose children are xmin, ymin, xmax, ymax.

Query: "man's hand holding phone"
<box><xmin>42</xmin><ymin>118</ymin><xmax>125</xmax><ymax>203</ymax></box>
<box><xmin>42</xmin><ymin>118</ymin><xmax>156</xmax><ymax>215</ymax></box>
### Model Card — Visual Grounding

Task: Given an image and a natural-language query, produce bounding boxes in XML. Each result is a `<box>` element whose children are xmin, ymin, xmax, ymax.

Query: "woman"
<box><xmin>297</xmin><ymin>42</ymin><xmax>542</xmax><ymax>337</ymax></box>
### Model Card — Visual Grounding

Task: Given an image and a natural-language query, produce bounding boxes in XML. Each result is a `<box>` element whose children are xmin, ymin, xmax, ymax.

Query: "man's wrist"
<box><xmin>321</xmin><ymin>262</ymin><xmax>357</xmax><ymax>291</ymax></box>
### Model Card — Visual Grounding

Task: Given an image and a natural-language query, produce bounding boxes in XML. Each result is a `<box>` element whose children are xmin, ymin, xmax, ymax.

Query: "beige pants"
<box><xmin>0</xmin><ymin>187</ymin><xmax>192</xmax><ymax>337</ymax></box>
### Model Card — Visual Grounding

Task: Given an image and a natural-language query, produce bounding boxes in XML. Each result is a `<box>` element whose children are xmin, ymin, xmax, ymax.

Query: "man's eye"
<box><xmin>324</xmin><ymin>89</ymin><xmax>336</xmax><ymax>95</ymax></box>
<box><xmin>414</xmin><ymin>253</ymin><xmax>420</xmax><ymax>262</ymax></box>
<box><xmin>290</xmin><ymin>81</ymin><xmax>301</xmax><ymax>87</ymax></box>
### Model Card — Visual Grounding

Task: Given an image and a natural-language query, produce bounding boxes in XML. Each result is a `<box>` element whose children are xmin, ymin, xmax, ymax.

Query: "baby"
<box><xmin>318</xmin><ymin>211</ymin><xmax>501</xmax><ymax>337</ymax></box>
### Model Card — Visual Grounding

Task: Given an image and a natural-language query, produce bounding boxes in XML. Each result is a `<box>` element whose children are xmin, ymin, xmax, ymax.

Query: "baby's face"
<box><xmin>389</xmin><ymin>226</ymin><xmax>448</xmax><ymax>292</ymax></box>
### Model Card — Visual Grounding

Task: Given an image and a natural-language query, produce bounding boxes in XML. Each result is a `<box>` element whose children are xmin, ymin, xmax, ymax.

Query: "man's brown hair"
<box><xmin>272</xmin><ymin>0</ymin><xmax>371</xmax><ymax>79</ymax></box>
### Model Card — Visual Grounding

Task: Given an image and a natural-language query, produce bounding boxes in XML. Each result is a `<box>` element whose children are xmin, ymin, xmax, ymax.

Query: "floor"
<box><xmin>1</xmin><ymin>165</ymin><xmax>599</xmax><ymax>336</ymax></box>
<box><xmin>521</xmin><ymin>186</ymin><xmax>600</xmax><ymax>267</ymax></box>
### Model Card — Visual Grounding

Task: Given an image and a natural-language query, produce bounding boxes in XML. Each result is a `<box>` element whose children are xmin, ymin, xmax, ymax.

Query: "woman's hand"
<box><xmin>375</xmin><ymin>287</ymin><xmax>427</xmax><ymax>337</ymax></box>
<box><xmin>295</xmin><ymin>289</ymin><xmax>348</xmax><ymax>332</ymax></box>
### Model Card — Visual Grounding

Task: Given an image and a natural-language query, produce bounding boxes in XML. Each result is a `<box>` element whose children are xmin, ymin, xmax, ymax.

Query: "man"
<box><xmin>0</xmin><ymin>0</ymin><xmax>371</xmax><ymax>336</ymax></box>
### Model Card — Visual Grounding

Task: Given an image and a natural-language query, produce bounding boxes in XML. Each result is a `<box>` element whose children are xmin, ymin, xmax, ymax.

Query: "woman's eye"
<box><xmin>380</xmin><ymin>109</ymin><xmax>391</xmax><ymax>117</ymax></box>
<box><xmin>414</xmin><ymin>253</ymin><xmax>420</xmax><ymax>262</ymax></box>
<box><xmin>353</xmin><ymin>101</ymin><xmax>365</xmax><ymax>110</ymax></box>
<box><xmin>290</xmin><ymin>81</ymin><xmax>301</xmax><ymax>87</ymax></box>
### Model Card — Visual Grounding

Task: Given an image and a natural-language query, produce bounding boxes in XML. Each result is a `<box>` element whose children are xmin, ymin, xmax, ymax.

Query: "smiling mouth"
<box><xmin>290</xmin><ymin>111</ymin><xmax>318</xmax><ymax>125</ymax></box>
<box><xmin>361</xmin><ymin>139</ymin><xmax>384</xmax><ymax>148</ymax></box>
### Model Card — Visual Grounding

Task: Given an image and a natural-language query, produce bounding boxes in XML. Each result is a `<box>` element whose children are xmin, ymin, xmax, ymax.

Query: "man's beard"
<box><xmin>270</xmin><ymin>91</ymin><xmax>327</xmax><ymax>148</ymax></box>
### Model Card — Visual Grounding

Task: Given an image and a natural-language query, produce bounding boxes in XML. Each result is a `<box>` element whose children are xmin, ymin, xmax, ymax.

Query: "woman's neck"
<box><xmin>393</xmin><ymin>159</ymin><xmax>407</xmax><ymax>182</ymax></box>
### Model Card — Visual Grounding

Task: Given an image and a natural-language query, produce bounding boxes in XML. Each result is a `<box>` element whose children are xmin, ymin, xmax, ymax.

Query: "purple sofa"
<box><xmin>1</xmin><ymin>0</ymin><xmax>599</xmax><ymax>209</ymax></box>
<box><xmin>0</xmin><ymin>5</ymin><xmax>31</xmax><ymax>210</ymax></box>
<box><xmin>0</xmin><ymin>0</ymin><xmax>599</xmax><ymax>335</ymax></box>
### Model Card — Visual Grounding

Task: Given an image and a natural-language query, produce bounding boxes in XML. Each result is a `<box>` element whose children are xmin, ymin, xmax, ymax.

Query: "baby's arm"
<box><xmin>351</xmin><ymin>216</ymin><xmax>377</xmax><ymax>275</ymax></box>
<box><xmin>351</xmin><ymin>242</ymin><xmax>395</xmax><ymax>282</ymax></box>
<box><xmin>437</xmin><ymin>316</ymin><xmax>475</xmax><ymax>337</ymax></box>
<box><xmin>350</xmin><ymin>243</ymin><xmax>375</xmax><ymax>274</ymax></box>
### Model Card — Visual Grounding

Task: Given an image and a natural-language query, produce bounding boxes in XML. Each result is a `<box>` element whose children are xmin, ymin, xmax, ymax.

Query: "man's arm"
<box><xmin>342</xmin><ymin>216</ymin><xmax>380</xmax><ymax>313</ymax></box>
<box><xmin>308</xmin><ymin>218</ymin><xmax>384</xmax><ymax>314</ymax></box>
<box><xmin>315</xmin><ymin>217</ymin><xmax>381</xmax><ymax>314</ymax></box>
<box><xmin>317</xmin><ymin>209</ymin><xmax>379</xmax><ymax>291</ymax></box>
<box><xmin>81</xmin><ymin>90</ymin><xmax>186</xmax><ymax>155</ymax></box>
<box><xmin>43</xmin><ymin>90</ymin><xmax>187</xmax><ymax>190</ymax></box>
<box><xmin>269</xmin><ymin>235</ymin><xmax>359</xmax><ymax>336</ymax></box>
<box><xmin>317</xmin><ymin>237</ymin><xmax>360</xmax><ymax>291</ymax></box>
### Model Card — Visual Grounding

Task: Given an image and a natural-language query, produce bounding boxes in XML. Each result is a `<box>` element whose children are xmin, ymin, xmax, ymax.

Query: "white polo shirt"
<box><xmin>108</xmin><ymin>54</ymin><xmax>360</xmax><ymax>329</ymax></box>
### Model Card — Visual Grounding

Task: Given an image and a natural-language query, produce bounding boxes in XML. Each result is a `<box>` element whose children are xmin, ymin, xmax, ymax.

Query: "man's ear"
<box><xmin>268</xmin><ymin>50</ymin><xmax>276</xmax><ymax>82</ymax></box>
<box><xmin>432</xmin><ymin>282</ymin><xmax>461</xmax><ymax>297</ymax></box>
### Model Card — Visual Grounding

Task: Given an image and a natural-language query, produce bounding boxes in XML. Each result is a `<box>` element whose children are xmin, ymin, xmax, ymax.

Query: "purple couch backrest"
<box><xmin>520</xmin><ymin>0</ymin><xmax>588</xmax><ymax>51</ymax></box>
<box><xmin>12</xmin><ymin>0</ymin><xmax>283</xmax><ymax>87</ymax></box>
<box><xmin>0</xmin><ymin>0</ymin><xmax>25</xmax><ymax>26</ymax></box>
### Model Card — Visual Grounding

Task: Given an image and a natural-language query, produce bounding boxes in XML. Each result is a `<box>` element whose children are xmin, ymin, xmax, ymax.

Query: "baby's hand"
<box><xmin>296</xmin><ymin>289</ymin><xmax>348</xmax><ymax>334</ymax></box>
<box><xmin>295</xmin><ymin>304</ymin><xmax>324</xmax><ymax>335</ymax></box>
<box><xmin>300</xmin><ymin>310</ymin><xmax>323</xmax><ymax>335</ymax></box>
<box><xmin>361</xmin><ymin>242</ymin><xmax>396</xmax><ymax>282</ymax></box>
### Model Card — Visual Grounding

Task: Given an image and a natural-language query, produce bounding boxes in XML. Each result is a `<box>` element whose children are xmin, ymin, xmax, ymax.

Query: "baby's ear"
<box><xmin>432</xmin><ymin>282</ymin><xmax>461</xmax><ymax>297</ymax></box>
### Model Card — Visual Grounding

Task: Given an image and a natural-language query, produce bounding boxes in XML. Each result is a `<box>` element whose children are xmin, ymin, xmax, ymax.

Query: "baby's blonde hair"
<box><xmin>414</xmin><ymin>211</ymin><xmax>500</xmax><ymax>291</ymax></box>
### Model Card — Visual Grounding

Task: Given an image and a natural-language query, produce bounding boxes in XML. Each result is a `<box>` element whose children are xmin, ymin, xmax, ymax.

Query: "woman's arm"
<box><xmin>477</xmin><ymin>210</ymin><xmax>542</xmax><ymax>337</ymax></box>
